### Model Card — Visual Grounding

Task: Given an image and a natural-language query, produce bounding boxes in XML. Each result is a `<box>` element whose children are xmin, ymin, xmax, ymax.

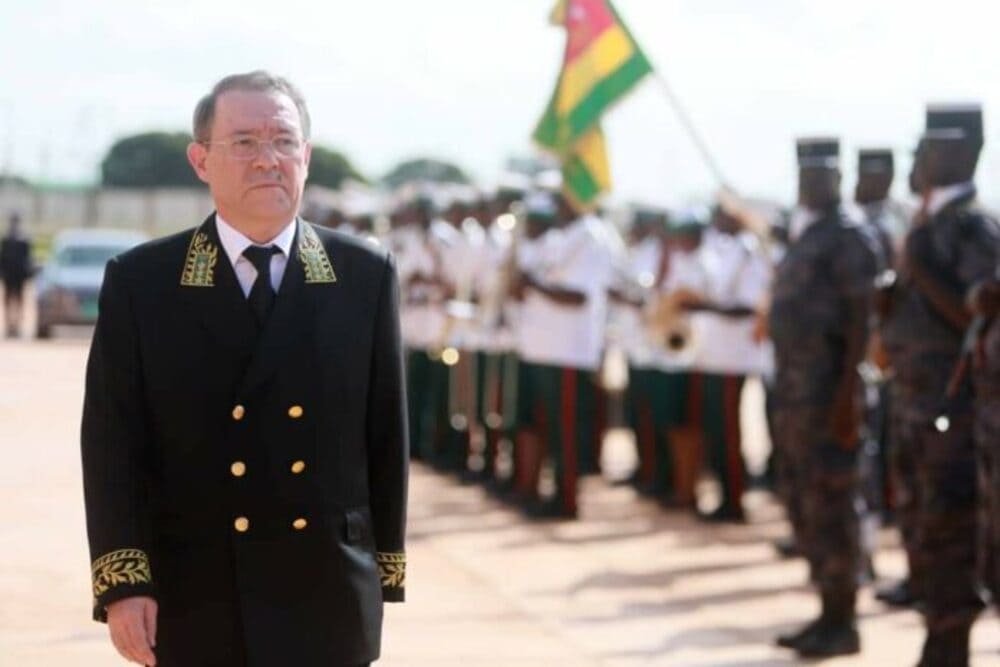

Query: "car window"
<box><xmin>55</xmin><ymin>245</ymin><xmax>128</xmax><ymax>268</ymax></box>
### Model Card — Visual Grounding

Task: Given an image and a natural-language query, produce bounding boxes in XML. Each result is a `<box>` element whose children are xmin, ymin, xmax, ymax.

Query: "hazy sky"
<box><xmin>4</xmin><ymin>1</ymin><xmax>1000</xmax><ymax>207</ymax></box>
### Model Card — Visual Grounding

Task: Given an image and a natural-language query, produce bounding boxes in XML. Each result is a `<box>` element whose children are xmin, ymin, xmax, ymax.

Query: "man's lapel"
<box><xmin>239</xmin><ymin>221</ymin><xmax>336</xmax><ymax>397</ymax></box>
<box><xmin>178</xmin><ymin>214</ymin><xmax>257</xmax><ymax>357</ymax></box>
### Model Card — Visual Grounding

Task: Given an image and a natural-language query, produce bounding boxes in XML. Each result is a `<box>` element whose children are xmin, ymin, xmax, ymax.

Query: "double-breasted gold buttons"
<box><xmin>290</xmin><ymin>460</ymin><xmax>306</xmax><ymax>474</ymax></box>
<box><xmin>234</xmin><ymin>517</ymin><xmax>250</xmax><ymax>532</ymax></box>
<box><xmin>288</xmin><ymin>405</ymin><xmax>304</xmax><ymax>419</ymax></box>
<box><xmin>232</xmin><ymin>405</ymin><xmax>246</xmax><ymax>421</ymax></box>
<box><xmin>292</xmin><ymin>517</ymin><xmax>308</xmax><ymax>530</ymax></box>
<box><xmin>230</xmin><ymin>461</ymin><xmax>246</xmax><ymax>477</ymax></box>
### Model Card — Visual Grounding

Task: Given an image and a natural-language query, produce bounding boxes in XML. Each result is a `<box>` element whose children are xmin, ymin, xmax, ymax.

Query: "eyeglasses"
<box><xmin>201</xmin><ymin>134</ymin><xmax>305</xmax><ymax>160</ymax></box>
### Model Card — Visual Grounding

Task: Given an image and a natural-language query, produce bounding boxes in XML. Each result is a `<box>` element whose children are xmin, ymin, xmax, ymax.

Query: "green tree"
<box><xmin>307</xmin><ymin>145</ymin><xmax>365</xmax><ymax>188</ymax></box>
<box><xmin>100</xmin><ymin>132</ymin><xmax>203</xmax><ymax>188</ymax></box>
<box><xmin>381</xmin><ymin>157</ymin><xmax>470</xmax><ymax>189</ymax></box>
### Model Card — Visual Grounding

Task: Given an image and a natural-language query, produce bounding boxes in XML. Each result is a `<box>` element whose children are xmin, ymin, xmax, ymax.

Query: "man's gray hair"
<box><xmin>192</xmin><ymin>70</ymin><xmax>311</xmax><ymax>142</ymax></box>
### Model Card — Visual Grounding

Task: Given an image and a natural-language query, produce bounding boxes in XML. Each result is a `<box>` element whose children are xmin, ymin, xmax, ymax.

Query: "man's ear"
<box><xmin>302</xmin><ymin>142</ymin><xmax>312</xmax><ymax>179</ymax></box>
<box><xmin>187</xmin><ymin>142</ymin><xmax>211</xmax><ymax>184</ymax></box>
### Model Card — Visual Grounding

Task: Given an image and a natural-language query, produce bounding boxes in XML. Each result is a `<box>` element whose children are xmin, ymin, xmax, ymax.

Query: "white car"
<box><xmin>35</xmin><ymin>228</ymin><xmax>148</xmax><ymax>338</ymax></box>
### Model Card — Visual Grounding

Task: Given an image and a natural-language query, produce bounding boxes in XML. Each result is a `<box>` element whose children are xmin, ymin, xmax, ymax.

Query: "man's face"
<box><xmin>187</xmin><ymin>89</ymin><xmax>311</xmax><ymax>226</ymax></box>
<box><xmin>918</xmin><ymin>139</ymin><xmax>978</xmax><ymax>188</ymax></box>
<box><xmin>855</xmin><ymin>172</ymin><xmax>893</xmax><ymax>204</ymax></box>
<box><xmin>798</xmin><ymin>167</ymin><xmax>841</xmax><ymax>210</ymax></box>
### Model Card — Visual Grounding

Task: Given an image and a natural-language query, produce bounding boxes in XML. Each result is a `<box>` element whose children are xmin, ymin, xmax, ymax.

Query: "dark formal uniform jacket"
<box><xmin>81</xmin><ymin>214</ymin><xmax>408</xmax><ymax>666</ymax></box>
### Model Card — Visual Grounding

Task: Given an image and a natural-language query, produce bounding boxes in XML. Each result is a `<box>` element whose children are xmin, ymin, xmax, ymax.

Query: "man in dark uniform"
<box><xmin>81</xmin><ymin>71</ymin><xmax>407</xmax><ymax>667</ymax></box>
<box><xmin>970</xmin><ymin>275</ymin><xmax>1000</xmax><ymax>615</ymax></box>
<box><xmin>770</xmin><ymin>138</ymin><xmax>879</xmax><ymax>658</ymax></box>
<box><xmin>0</xmin><ymin>212</ymin><xmax>32</xmax><ymax>338</ymax></box>
<box><xmin>881</xmin><ymin>104</ymin><xmax>999</xmax><ymax>666</ymax></box>
<box><xmin>853</xmin><ymin>148</ymin><xmax>900</xmax><ymax>583</ymax></box>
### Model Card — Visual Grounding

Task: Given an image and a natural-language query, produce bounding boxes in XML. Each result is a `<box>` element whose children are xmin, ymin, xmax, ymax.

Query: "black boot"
<box><xmin>876</xmin><ymin>579</ymin><xmax>920</xmax><ymax>608</ymax></box>
<box><xmin>794</xmin><ymin>590</ymin><xmax>860</xmax><ymax>658</ymax></box>
<box><xmin>916</xmin><ymin>624</ymin><xmax>971</xmax><ymax>667</ymax></box>
<box><xmin>775</xmin><ymin>618</ymin><xmax>823</xmax><ymax>649</ymax></box>
<box><xmin>796</xmin><ymin>621</ymin><xmax>860</xmax><ymax>657</ymax></box>
<box><xmin>773</xmin><ymin>536</ymin><xmax>801</xmax><ymax>559</ymax></box>
<box><xmin>697</xmin><ymin>504</ymin><xmax>745</xmax><ymax>524</ymax></box>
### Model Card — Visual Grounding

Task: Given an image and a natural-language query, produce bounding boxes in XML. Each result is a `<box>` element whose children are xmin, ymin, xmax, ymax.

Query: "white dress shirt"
<box><xmin>926</xmin><ymin>181</ymin><xmax>975</xmax><ymax>216</ymax></box>
<box><xmin>215</xmin><ymin>215</ymin><xmax>297</xmax><ymax>297</ymax></box>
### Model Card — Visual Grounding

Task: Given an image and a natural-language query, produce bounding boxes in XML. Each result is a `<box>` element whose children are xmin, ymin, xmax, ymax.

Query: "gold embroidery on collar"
<box><xmin>376</xmin><ymin>551</ymin><xmax>405</xmax><ymax>589</ymax></box>
<box><xmin>298</xmin><ymin>224</ymin><xmax>337</xmax><ymax>284</ymax></box>
<box><xmin>91</xmin><ymin>548</ymin><xmax>152</xmax><ymax>597</ymax></box>
<box><xmin>180</xmin><ymin>231</ymin><xmax>219</xmax><ymax>287</ymax></box>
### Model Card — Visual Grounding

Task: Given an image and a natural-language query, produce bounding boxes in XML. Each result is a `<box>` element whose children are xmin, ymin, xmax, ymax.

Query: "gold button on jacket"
<box><xmin>230</xmin><ymin>461</ymin><xmax>246</xmax><ymax>477</ymax></box>
<box><xmin>288</xmin><ymin>405</ymin><xmax>304</xmax><ymax>419</ymax></box>
<box><xmin>290</xmin><ymin>460</ymin><xmax>306</xmax><ymax>474</ymax></box>
<box><xmin>232</xmin><ymin>405</ymin><xmax>245</xmax><ymax>421</ymax></box>
<box><xmin>234</xmin><ymin>517</ymin><xmax>250</xmax><ymax>532</ymax></box>
<box><xmin>292</xmin><ymin>518</ymin><xmax>308</xmax><ymax>530</ymax></box>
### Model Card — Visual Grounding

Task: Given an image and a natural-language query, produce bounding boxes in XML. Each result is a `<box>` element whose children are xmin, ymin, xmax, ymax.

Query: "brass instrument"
<box><xmin>645</xmin><ymin>288</ymin><xmax>696</xmax><ymax>354</ymax></box>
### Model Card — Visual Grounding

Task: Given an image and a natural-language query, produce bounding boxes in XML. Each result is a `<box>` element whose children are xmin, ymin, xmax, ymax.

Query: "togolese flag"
<box><xmin>533</xmin><ymin>0</ymin><xmax>652</xmax><ymax>208</ymax></box>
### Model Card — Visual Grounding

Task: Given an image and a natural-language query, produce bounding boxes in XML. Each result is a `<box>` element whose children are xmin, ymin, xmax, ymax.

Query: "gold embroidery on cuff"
<box><xmin>298</xmin><ymin>224</ymin><xmax>337</xmax><ymax>284</ymax></box>
<box><xmin>180</xmin><ymin>231</ymin><xmax>219</xmax><ymax>287</ymax></box>
<box><xmin>376</xmin><ymin>551</ymin><xmax>406</xmax><ymax>589</ymax></box>
<box><xmin>91</xmin><ymin>548</ymin><xmax>152</xmax><ymax>597</ymax></box>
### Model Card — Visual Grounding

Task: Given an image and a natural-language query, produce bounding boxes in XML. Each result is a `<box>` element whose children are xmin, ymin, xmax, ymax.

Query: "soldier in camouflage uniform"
<box><xmin>770</xmin><ymin>138</ymin><xmax>880</xmax><ymax>658</ymax></box>
<box><xmin>854</xmin><ymin>148</ymin><xmax>899</xmax><ymax>584</ymax></box>
<box><xmin>881</xmin><ymin>104</ymin><xmax>1000</xmax><ymax>666</ymax></box>
<box><xmin>970</xmin><ymin>275</ymin><xmax>1000</xmax><ymax>613</ymax></box>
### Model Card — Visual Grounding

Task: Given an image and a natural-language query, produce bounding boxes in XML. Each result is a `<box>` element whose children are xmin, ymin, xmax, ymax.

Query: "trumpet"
<box><xmin>645</xmin><ymin>288</ymin><xmax>697</xmax><ymax>353</ymax></box>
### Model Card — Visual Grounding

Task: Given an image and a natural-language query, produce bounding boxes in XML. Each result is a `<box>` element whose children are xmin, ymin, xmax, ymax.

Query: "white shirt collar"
<box><xmin>215</xmin><ymin>213</ymin><xmax>297</xmax><ymax>268</ymax></box>
<box><xmin>788</xmin><ymin>206</ymin><xmax>823</xmax><ymax>242</ymax></box>
<box><xmin>927</xmin><ymin>182</ymin><xmax>975</xmax><ymax>216</ymax></box>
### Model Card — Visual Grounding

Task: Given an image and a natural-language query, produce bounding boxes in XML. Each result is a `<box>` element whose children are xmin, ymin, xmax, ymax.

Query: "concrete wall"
<box><xmin>0</xmin><ymin>183</ymin><xmax>214</xmax><ymax>238</ymax></box>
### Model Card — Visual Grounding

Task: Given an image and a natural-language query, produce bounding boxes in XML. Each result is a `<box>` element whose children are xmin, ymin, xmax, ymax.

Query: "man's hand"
<box><xmin>107</xmin><ymin>596</ymin><xmax>157</xmax><ymax>665</ymax></box>
<box><xmin>968</xmin><ymin>279</ymin><xmax>1000</xmax><ymax>317</ymax></box>
<box><xmin>751</xmin><ymin>311</ymin><xmax>769</xmax><ymax>344</ymax></box>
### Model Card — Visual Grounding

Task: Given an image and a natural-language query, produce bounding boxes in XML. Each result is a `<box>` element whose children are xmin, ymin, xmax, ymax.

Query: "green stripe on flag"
<box><xmin>563</xmin><ymin>153</ymin><xmax>602</xmax><ymax>207</ymax></box>
<box><xmin>565</xmin><ymin>53</ymin><xmax>651</xmax><ymax>143</ymax></box>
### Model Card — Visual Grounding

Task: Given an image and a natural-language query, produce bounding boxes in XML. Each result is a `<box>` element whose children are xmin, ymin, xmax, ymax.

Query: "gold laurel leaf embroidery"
<box><xmin>298</xmin><ymin>224</ymin><xmax>337</xmax><ymax>284</ymax></box>
<box><xmin>376</xmin><ymin>552</ymin><xmax>406</xmax><ymax>589</ymax></box>
<box><xmin>180</xmin><ymin>231</ymin><xmax>219</xmax><ymax>287</ymax></box>
<box><xmin>91</xmin><ymin>549</ymin><xmax>152</xmax><ymax>597</ymax></box>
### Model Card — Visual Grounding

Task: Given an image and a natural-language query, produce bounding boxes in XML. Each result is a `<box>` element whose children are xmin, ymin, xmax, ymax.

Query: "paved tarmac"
<box><xmin>1</xmin><ymin>325</ymin><xmax>998</xmax><ymax>666</ymax></box>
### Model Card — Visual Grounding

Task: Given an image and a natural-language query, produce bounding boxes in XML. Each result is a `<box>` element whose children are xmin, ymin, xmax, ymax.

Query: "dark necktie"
<box><xmin>243</xmin><ymin>245</ymin><xmax>280</xmax><ymax>327</ymax></box>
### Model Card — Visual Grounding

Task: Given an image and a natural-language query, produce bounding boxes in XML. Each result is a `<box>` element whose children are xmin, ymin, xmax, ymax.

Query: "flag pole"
<box><xmin>650</xmin><ymin>70</ymin><xmax>728</xmax><ymax>188</ymax></box>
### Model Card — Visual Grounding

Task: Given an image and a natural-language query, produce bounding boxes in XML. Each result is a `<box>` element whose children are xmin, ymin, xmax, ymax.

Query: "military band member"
<box><xmin>684</xmin><ymin>205</ymin><xmax>773</xmax><ymax>522</ymax></box>
<box><xmin>881</xmin><ymin>104</ymin><xmax>1000</xmax><ymax>666</ymax></box>
<box><xmin>81</xmin><ymin>71</ymin><xmax>407</xmax><ymax>667</ymax></box>
<box><xmin>472</xmin><ymin>189</ymin><xmax>519</xmax><ymax>484</ymax></box>
<box><xmin>771</xmin><ymin>138</ymin><xmax>879</xmax><ymax>658</ymax></box>
<box><xmin>393</xmin><ymin>193</ymin><xmax>448</xmax><ymax>464</ymax></box>
<box><xmin>511</xmin><ymin>187</ymin><xmax>612</xmax><ymax>518</ymax></box>
<box><xmin>611</xmin><ymin>207</ymin><xmax>672</xmax><ymax>497</ymax></box>
<box><xmin>651</xmin><ymin>212</ymin><xmax>711</xmax><ymax>508</ymax></box>
<box><xmin>550</xmin><ymin>192</ymin><xmax>615</xmax><ymax>479</ymax></box>
<box><xmin>511</xmin><ymin>191</ymin><xmax>563</xmax><ymax>509</ymax></box>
